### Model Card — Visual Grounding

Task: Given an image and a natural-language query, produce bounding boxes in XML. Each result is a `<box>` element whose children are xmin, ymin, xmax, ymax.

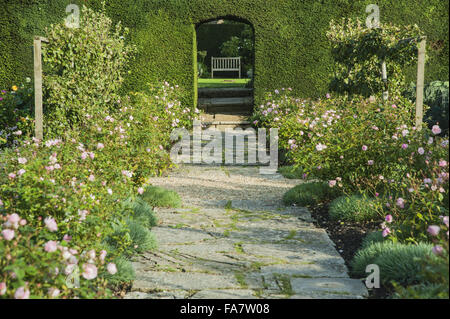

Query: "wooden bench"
<box><xmin>211</xmin><ymin>57</ymin><xmax>241</xmax><ymax>79</ymax></box>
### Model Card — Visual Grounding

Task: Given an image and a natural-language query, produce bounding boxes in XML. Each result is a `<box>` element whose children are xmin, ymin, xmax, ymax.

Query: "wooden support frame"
<box><xmin>415</xmin><ymin>37</ymin><xmax>426</xmax><ymax>129</ymax></box>
<box><xmin>33</xmin><ymin>36</ymin><xmax>49</xmax><ymax>141</ymax></box>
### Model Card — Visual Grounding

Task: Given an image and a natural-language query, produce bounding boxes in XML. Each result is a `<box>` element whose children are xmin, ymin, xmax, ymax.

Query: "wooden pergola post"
<box><xmin>415</xmin><ymin>37</ymin><xmax>426</xmax><ymax>130</ymax></box>
<box><xmin>33</xmin><ymin>36</ymin><xmax>49</xmax><ymax>141</ymax></box>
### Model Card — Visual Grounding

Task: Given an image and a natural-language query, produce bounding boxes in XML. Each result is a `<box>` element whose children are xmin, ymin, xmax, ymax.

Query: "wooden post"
<box><xmin>238</xmin><ymin>57</ymin><xmax>241</xmax><ymax>79</ymax></box>
<box><xmin>33</xmin><ymin>36</ymin><xmax>48</xmax><ymax>141</ymax></box>
<box><xmin>381</xmin><ymin>60</ymin><xmax>388</xmax><ymax>101</ymax></box>
<box><xmin>415</xmin><ymin>37</ymin><xmax>426</xmax><ymax>129</ymax></box>
<box><xmin>211</xmin><ymin>57</ymin><xmax>214</xmax><ymax>79</ymax></box>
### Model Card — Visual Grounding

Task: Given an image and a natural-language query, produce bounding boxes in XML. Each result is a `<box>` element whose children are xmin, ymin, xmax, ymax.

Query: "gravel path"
<box><xmin>125</xmin><ymin>165</ymin><xmax>368</xmax><ymax>299</ymax></box>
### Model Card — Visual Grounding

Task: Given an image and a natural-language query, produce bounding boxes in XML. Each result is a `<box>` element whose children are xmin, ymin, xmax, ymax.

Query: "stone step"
<box><xmin>203</xmin><ymin>121</ymin><xmax>252</xmax><ymax>131</ymax></box>
<box><xmin>198</xmin><ymin>88</ymin><xmax>253</xmax><ymax>98</ymax></box>
<box><xmin>198</xmin><ymin>97</ymin><xmax>253</xmax><ymax>110</ymax></box>
<box><xmin>201</xmin><ymin>113</ymin><xmax>250</xmax><ymax>122</ymax></box>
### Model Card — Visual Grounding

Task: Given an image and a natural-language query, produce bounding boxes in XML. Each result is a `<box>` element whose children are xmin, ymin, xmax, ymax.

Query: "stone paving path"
<box><xmin>125</xmin><ymin>166</ymin><xmax>368</xmax><ymax>299</ymax></box>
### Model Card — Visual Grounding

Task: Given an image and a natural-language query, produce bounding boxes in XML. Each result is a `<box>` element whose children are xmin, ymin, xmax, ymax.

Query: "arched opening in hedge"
<box><xmin>195</xmin><ymin>16</ymin><xmax>255</xmax><ymax>89</ymax></box>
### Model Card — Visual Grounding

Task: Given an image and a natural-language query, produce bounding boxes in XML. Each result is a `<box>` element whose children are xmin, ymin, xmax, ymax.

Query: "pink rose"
<box><xmin>362</xmin><ymin>145</ymin><xmax>368</xmax><ymax>151</ymax></box>
<box><xmin>107</xmin><ymin>263</ymin><xmax>117</xmax><ymax>275</ymax></box>
<box><xmin>138</xmin><ymin>187</ymin><xmax>144</xmax><ymax>195</ymax></box>
<box><xmin>328</xmin><ymin>180</ymin><xmax>336</xmax><ymax>187</ymax></box>
<box><xmin>2</xmin><ymin>229</ymin><xmax>15</xmax><ymax>241</ymax></box>
<box><xmin>82</xmin><ymin>263</ymin><xmax>98</xmax><ymax>280</ymax></box>
<box><xmin>385</xmin><ymin>215</ymin><xmax>393</xmax><ymax>223</ymax></box>
<box><xmin>97</xmin><ymin>143</ymin><xmax>104</xmax><ymax>150</ymax></box>
<box><xmin>396</xmin><ymin>198</ymin><xmax>405</xmax><ymax>209</ymax></box>
<box><xmin>14</xmin><ymin>287</ymin><xmax>30</xmax><ymax>299</ymax></box>
<box><xmin>382</xmin><ymin>227</ymin><xmax>391</xmax><ymax>237</ymax></box>
<box><xmin>427</xmin><ymin>225</ymin><xmax>440</xmax><ymax>236</ymax></box>
<box><xmin>431</xmin><ymin>125</ymin><xmax>442</xmax><ymax>135</ymax></box>
<box><xmin>0</xmin><ymin>282</ymin><xmax>6</xmax><ymax>295</ymax></box>
<box><xmin>48</xmin><ymin>288</ymin><xmax>60</xmax><ymax>298</ymax></box>
<box><xmin>432</xmin><ymin>245</ymin><xmax>443</xmax><ymax>256</ymax></box>
<box><xmin>44</xmin><ymin>240</ymin><xmax>58</xmax><ymax>252</ymax></box>
<box><xmin>44</xmin><ymin>217</ymin><xmax>58</xmax><ymax>232</ymax></box>
<box><xmin>418</xmin><ymin>147</ymin><xmax>425</xmax><ymax>155</ymax></box>
<box><xmin>99</xmin><ymin>250</ymin><xmax>107</xmax><ymax>262</ymax></box>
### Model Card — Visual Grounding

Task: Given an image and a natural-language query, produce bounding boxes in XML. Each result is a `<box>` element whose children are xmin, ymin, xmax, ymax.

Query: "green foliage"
<box><xmin>0</xmin><ymin>80</ymin><xmax>35</xmax><ymax>148</ymax></box>
<box><xmin>141</xmin><ymin>186</ymin><xmax>182</xmax><ymax>208</ymax></box>
<box><xmin>1</xmin><ymin>1</ymin><xmax>448</xmax><ymax>104</ymax></box>
<box><xmin>392</xmin><ymin>283</ymin><xmax>449</xmax><ymax>299</ymax></box>
<box><xmin>103</xmin><ymin>256</ymin><xmax>136</xmax><ymax>286</ymax></box>
<box><xmin>328</xmin><ymin>195</ymin><xmax>380</xmax><ymax>222</ymax></box>
<box><xmin>126</xmin><ymin>219</ymin><xmax>157</xmax><ymax>254</ymax></box>
<box><xmin>351</xmin><ymin>241</ymin><xmax>435</xmax><ymax>285</ymax></box>
<box><xmin>278</xmin><ymin>166</ymin><xmax>305</xmax><ymax>180</ymax></box>
<box><xmin>125</xmin><ymin>198</ymin><xmax>158</xmax><ymax>228</ymax></box>
<box><xmin>283</xmin><ymin>182</ymin><xmax>340</xmax><ymax>207</ymax></box>
<box><xmin>220</xmin><ymin>24</ymin><xmax>254</xmax><ymax>76</ymax></box>
<box><xmin>361</xmin><ymin>231</ymin><xmax>385</xmax><ymax>249</ymax></box>
<box><xmin>327</xmin><ymin>18</ymin><xmax>423</xmax><ymax>97</ymax></box>
<box><xmin>42</xmin><ymin>5</ymin><xmax>136</xmax><ymax>136</ymax></box>
<box><xmin>405</xmin><ymin>81</ymin><xmax>449</xmax><ymax>133</ymax></box>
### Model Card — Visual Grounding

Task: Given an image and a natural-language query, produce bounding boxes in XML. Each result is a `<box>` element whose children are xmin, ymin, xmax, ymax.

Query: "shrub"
<box><xmin>123</xmin><ymin>198</ymin><xmax>158</xmax><ymax>229</ymax></box>
<box><xmin>405</xmin><ymin>81</ymin><xmax>449</xmax><ymax>133</ymax></box>
<box><xmin>282</xmin><ymin>182</ymin><xmax>340</xmax><ymax>207</ymax></box>
<box><xmin>43</xmin><ymin>5</ymin><xmax>136</xmax><ymax>136</ymax></box>
<box><xmin>328</xmin><ymin>195</ymin><xmax>380</xmax><ymax>222</ymax></box>
<box><xmin>0</xmin><ymin>80</ymin><xmax>35</xmax><ymax>148</ymax></box>
<box><xmin>327</xmin><ymin>18</ymin><xmax>423</xmax><ymax>97</ymax></box>
<box><xmin>141</xmin><ymin>186</ymin><xmax>182</xmax><ymax>208</ymax></box>
<box><xmin>351</xmin><ymin>241</ymin><xmax>436</xmax><ymax>285</ymax></box>
<box><xmin>361</xmin><ymin>231</ymin><xmax>385</xmax><ymax>249</ymax></box>
<box><xmin>392</xmin><ymin>283</ymin><xmax>449</xmax><ymax>299</ymax></box>
<box><xmin>278</xmin><ymin>166</ymin><xmax>305</xmax><ymax>180</ymax></box>
<box><xmin>102</xmin><ymin>256</ymin><xmax>135</xmax><ymax>286</ymax></box>
<box><xmin>126</xmin><ymin>219</ymin><xmax>157</xmax><ymax>254</ymax></box>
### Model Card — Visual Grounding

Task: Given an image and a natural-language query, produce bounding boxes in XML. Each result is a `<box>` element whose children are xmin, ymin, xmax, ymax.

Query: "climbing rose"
<box><xmin>368</xmin><ymin>160</ymin><xmax>374</xmax><ymax>165</ymax></box>
<box><xmin>432</xmin><ymin>245</ymin><xmax>443</xmax><ymax>256</ymax></box>
<box><xmin>328</xmin><ymin>180</ymin><xmax>336</xmax><ymax>187</ymax></box>
<box><xmin>96</xmin><ymin>143</ymin><xmax>104</xmax><ymax>150</ymax></box>
<box><xmin>48</xmin><ymin>288</ymin><xmax>60</xmax><ymax>298</ymax></box>
<box><xmin>44</xmin><ymin>240</ymin><xmax>58</xmax><ymax>253</ymax></box>
<box><xmin>316</xmin><ymin>143</ymin><xmax>327</xmax><ymax>151</ymax></box>
<box><xmin>44</xmin><ymin>217</ymin><xmax>58</xmax><ymax>232</ymax></box>
<box><xmin>362</xmin><ymin>145</ymin><xmax>368</xmax><ymax>151</ymax></box>
<box><xmin>18</xmin><ymin>157</ymin><xmax>27</xmax><ymax>164</ymax></box>
<box><xmin>396</xmin><ymin>198</ymin><xmax>405</xmax><ymax>209</ymax></box>
<box><xmin>2</xmin><ymin>229</ymin><xmax>15</xmax><ymax>241</ymax></box>
<box><xmin>82</xmin><ymin>263</ymin><xmax>98</xmax><ymax>280</ymax></box>
<box><xmin>442</xmin><ymin>216</ymin><xmax>449</xmax><ymax>228</ymax></box>
<box><xmin>138</xmin><ymin>187</ymin><xmax>144</xmax><ymax>195</ymax></box>
<box><xmin>99</xmin><ymin>250</ymin><xmax>107</xmax><ymax>262</ymax></box>
<box><xmin>0</xmin><ymin>282</ymin><xmax>6</xmax><ymax>295</ymax></box>
<box><xmin>427</xmin><ymin>225</ymin><xmax>440</xmax><ymax>236</ymax></box>
<box><xmin>14</xmin><ymin>287</ymin><xmax>30</xmax><ymax>299</ymax></box>
<box><xmin>382</xmin><ymin>227</ymin><xmax>391</xmax><ymax>237</ymax></box>
<box><xmin>432</xmin><ymin>125</ymin><xmax>442</xmax><ymax>135</ymax></box>
<box><xmin>385</xmin><ymin>215</ymin><xmax>393</xmax><ymax>223</ymax></box>
<box><xmin>418</xmin><ymin>147</ymin><xmax>425</xmax><ymax>155</ymax></box>
<box><xmin>107</xmin><ymin>263</ymin><xmax>117</xmax><ymax>275</ymax></box>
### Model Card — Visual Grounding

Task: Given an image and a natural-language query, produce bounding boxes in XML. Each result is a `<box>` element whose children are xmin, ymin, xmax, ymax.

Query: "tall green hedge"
<box><xmin>1</xmin><ymin>0</ymin><xmax>448</xmax><ymax>108</ymax></box>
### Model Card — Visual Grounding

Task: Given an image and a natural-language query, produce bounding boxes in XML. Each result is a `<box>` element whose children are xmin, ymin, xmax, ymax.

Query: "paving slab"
<box><xmin>125</xmin><ymin>165</ymin><xmax>368</xmax><ymax>299</ymax></box>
